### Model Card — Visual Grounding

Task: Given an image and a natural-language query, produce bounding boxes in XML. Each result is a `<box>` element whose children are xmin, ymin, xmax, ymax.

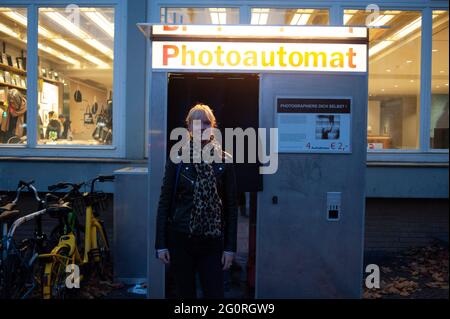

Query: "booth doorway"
<box><xmin>166</xmin><ymin>72</ymin><xmax>261</xmax><ymax>298</ymax></box>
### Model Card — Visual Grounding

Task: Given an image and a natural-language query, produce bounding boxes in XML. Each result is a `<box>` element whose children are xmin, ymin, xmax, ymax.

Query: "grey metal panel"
<box><xmin>113</xmin><ymin>168</ymin><xmax>148</xmax><ymax>283</ymax></box>
<box><xmin>256</xmin><ymin>73</ymin><xmax>367</xmax><ymax>298</ymax></box>
<box><xmin>146</xmin><ymin>72</ymin><xmax>168</xmax><ymax>299</ymax></box>
<box><xmin>366</xmin><ymin>166</ymin><xmax>449</xmax><ymax>198</ymax></box>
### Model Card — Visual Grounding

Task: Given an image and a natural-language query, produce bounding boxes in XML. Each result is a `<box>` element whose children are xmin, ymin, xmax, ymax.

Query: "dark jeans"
<box><xmin>167</xmin><ymin>229</ymin><xmax>224</xmax><ymax>299</ymax></box>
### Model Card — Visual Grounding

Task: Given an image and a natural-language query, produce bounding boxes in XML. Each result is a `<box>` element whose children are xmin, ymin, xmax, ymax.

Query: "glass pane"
<box><xmin>251</xmin><ymin>8</ymin><xmax>329</xmax><ymax>25</ymax></box>
<box><xmin>161</xmin><ymin>8</ymin><xmax>239</xmax><ymax>24</ymax></box>
<box><xmin>346</xmin><ymin>10</ymin><xmax>422</xmax><ymax>150</ymax></box>
<box><xmin>431</xmin><ymin>11</ymin><xmax>449</xmax><ymax>150</ymax></box>
<box><xmin>37</xmin><ymin>7</ymin><xmax>114</xmax><ymax>146</ymax></box>
<box><xmin>0</xmin><ymin>8</ymin><xmax>27</xmax><ymax>144</ymax></box>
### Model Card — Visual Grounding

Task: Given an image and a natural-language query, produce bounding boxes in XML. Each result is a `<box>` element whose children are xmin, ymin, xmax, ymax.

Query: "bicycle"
<box><xmin>0</xmin><ymin>180</ymin><xmax>48</xmax><ymax>299</ymax></box>
<box><xmin>39</xmin><ymin>175</ymin><xmax>114</xmax><ymax>299</ymax></box>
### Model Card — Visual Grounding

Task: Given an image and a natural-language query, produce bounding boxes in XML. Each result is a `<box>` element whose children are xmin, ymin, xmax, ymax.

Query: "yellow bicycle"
<box><xmin>39</xmin><ymin>176</ymin><xmax>113</xmax><ymax>299</ymax></box>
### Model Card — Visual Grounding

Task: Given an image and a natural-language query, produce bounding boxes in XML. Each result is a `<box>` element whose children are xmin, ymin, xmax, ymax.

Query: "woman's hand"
<box><xmin>158</xmin><ymin>250</ymin><xmax>170</xmax><ymax>264</ymax></box>
<box><xmin>222</xmin><ymin>252</ymin><xmax>234</xmax><ymax>270</ymax></box>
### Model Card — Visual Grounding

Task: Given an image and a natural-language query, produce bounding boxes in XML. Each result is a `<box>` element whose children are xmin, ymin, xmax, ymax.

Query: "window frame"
<box><xmin>340</xmin><ymin>5</ymin><xmax>449</xmax><ymax>162</ymax></box>
<box><xmin>0</xmin><ymin>0</ymin><xmax>125</xmax><ymax>158</ymax></box>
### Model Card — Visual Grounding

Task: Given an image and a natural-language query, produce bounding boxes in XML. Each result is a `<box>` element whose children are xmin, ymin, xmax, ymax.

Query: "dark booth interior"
<box><xmin>166</xmin><ymin>72</ymin><xmax>261</xmax><ymax>298</ymax></box>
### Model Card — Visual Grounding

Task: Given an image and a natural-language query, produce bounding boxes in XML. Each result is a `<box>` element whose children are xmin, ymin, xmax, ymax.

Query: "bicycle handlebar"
<box><xmin>48</xmin><ymin>182</ymin><xmax>84</xmax><ymax>192</ymax></box>
<box><xmin>90</xmin><ymin>175</ymin><xmax>115</xmax><ymax>193</ymax></box>
<box><xmin>12</xmin><ymin>180</ymin><xmax>42</xmax><ymax>204</ymax></box>
<box><xmin>46</xmin><ymin>175</ymin><xmax>113</xmax><ymax>199</ymax></box>
<box><xmin>99</xmin><ymin>175</ymin><xmax>115</xmax><ymax>182</ymax></box>
<box><xmin>18</xmin><ymin>180</ymin><xmax>34</xmax><ymax>188</ymax></box>
<box><xmin>28</xmin><ymin>184</ymin><xmax>42</xmax><ymax>203</ymax></box>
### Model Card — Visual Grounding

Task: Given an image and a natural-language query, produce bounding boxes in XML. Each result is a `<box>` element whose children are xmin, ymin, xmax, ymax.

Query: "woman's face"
<box><xmin>189</xmin><ymin>112</ymin><xmax>212</xmax><ymax>140</ymax></box>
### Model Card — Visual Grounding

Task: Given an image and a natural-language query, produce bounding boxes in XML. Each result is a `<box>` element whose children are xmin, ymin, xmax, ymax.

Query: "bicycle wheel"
<box><xmin>91</xmin><ymin>221</ymin><xmax>111</xmax><ymax>281</ymax></box>
<box><xmin>42</xmin><ymin>246</ymin><xmax>70</xmax><ymax>299</ymax></box>
<box><xmin>3</xmin><ymin>239</ymin><xmax>40</xmax><ymax>299</ymax></box>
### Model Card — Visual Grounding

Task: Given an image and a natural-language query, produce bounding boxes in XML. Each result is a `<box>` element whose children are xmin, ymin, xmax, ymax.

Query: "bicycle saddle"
<box><xmin>0</xmin><ymin>202</ymin><xmax>16</xmax><ymax>213</ymax></box>
<box><xmin>0</xmin><ymin>209</ymin><xmax>21</xmax><ymax>223</ymax></box>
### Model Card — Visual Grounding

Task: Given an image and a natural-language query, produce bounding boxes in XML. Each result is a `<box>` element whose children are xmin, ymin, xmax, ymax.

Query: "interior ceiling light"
<box><xmin>343</xmin><ymin>10</ymin><xmax>359</xmax><ymax>25</ymax></box>
<box><xmin>80</xmin><ymin>8</ymin><xmax>114</xmax><ymax>38</ymax></box>
<box><xmin>290</xmin><ymin>9</ymin><xmax>314</xmax><ymax>25</ymax></box>
<box><xmin>0</xmin><ymin>21</ymin><xmax>80</xmax><ymax>66</ymax></box>
<box><xmin>343</xmin><ymin>14</ymin><xmax>353</xmax><ymax>25</ymax></box>
<box><xmin>251</xmin><ymin>8</ymin><xmax>269</xmax><ymax>25</ymax></box>
<box><xmin>369</xmin><ymin>13</ymin><xmax>441</xmax><ymax>57</ymax></box>
<box><xmin>0</xmin><ymin>21</ymin><xmax>21</xmax><ymax>39</ymax></box>
<box><xmin>209</xmin><ymin>8</ymin><xmax>227</xmax><ymax>25</ymax></box>
<box><xmin>38</xmin><ymin>43</ymin><xmax>81</xmax><ymax>67</ymax></box>
<box><xmin>42</xmin><ymin>9</ymin><xmax>113</xmax><ymax>59</ymax></box>
<box><xmin>367</xmin><ymin>14</ymin><xmax>395</xmax><ymax>27</ymax></box>
<box><xmin>1</xmin><ymin>11</ymin><xmax>110</xmax><ymax>68</ymax></box>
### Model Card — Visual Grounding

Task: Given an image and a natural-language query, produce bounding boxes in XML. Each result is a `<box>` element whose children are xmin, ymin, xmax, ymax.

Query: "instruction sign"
<box><xmin>276</xmin><ymin>97</ymin><xmax>351</xmax><ymax>153</ymax></box>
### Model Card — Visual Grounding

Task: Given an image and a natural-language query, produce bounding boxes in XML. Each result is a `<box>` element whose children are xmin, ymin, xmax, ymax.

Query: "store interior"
<box><xmin>344</xmin><ymin>10</ymin><xmax>449</xmax><ymax>150</ymax></box>
<box><xmin>0</xmin><ymin>7</ymin><xmax>114</xmax><ymax>145</ymax></box>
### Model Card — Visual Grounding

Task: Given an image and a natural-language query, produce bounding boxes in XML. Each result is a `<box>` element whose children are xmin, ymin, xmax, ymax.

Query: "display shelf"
<box><xmin>1</xmin><ymin>63</ymin><xmax>63</xmax><ymax>85</ymax></box>
<box><xmin>0</xmin><ymin>63</ymin><xmax>27</xmax><ymax>76</ymax></box>
<box><xmin>0</xmin><ymin>81</ymin><xmax>27</xmax><ymax>91</ymax></box>
<box><xmin>40</xmin><ymin>77</ymin><xmax>62</xmax><ymax>85</ymax></box>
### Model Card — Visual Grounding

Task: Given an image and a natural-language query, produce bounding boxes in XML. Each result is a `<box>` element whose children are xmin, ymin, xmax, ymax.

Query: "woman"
<box><xmin>155</xmin><ymin>103</ymin><xmax>238</xmax><ymax>299</ymax></box>
<box><xmin>0</xmin><ymin>89</ymin><xmax>27</xmax><ymax>142</ymax></box>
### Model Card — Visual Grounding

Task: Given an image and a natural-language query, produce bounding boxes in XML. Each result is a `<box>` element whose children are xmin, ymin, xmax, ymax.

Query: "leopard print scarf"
<box><xmin>189</xmin><ymin>140</ymin><xmax>223</xmax><ymax>237</ymax></box>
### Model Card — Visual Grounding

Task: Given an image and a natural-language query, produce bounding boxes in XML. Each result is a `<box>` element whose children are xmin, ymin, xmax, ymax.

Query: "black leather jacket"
<box><xmin>155</xmin><ymin>156</ymin><xmax>238</xmax><ymax>252</ymax></box>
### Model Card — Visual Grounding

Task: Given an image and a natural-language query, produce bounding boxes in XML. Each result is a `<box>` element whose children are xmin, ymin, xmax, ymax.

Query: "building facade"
<box><xmin>0</xmin><ymin>0</ymin><xmax>448</xmax><ymax>252</ymax></box>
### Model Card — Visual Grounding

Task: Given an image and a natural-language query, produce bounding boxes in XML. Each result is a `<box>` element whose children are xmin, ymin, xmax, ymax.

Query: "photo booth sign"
<box><xmin>276</xmin><ymin>97</ymin><xmax>352</xmax><ymax>153</ymax></box>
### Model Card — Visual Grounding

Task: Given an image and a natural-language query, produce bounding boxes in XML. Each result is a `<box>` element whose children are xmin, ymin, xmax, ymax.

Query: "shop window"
<box><xmin>345</xmin><ymin>10</ymin><xmax>427</xmax><ymax>150</ymax></box>
<box><xmin>250</xmin><ymin>8</ymin><xmax>329</xmax><ymax>25</ymax></box>
<box><xmin>160</xmin><ymin>7</ymin><xmax>239</xmax><ymax>24</ymax></box>
<box><xmin>37</xmin><ymin>7</ymin><xmax>114</xmax><ymax>146</ymax></box>
<box><xmin>431</xmin><ymin>11</ymin><xmax>449</xmax><ymax>150</ymax></box>
<box><xmin>0</xmin><ymin>8</ymin><xmax>27</xmax><ymax>144</ymax></box>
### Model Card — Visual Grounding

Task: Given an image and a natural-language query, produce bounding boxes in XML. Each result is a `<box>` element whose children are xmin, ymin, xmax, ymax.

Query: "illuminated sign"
<box><xmin>151</xmin><ymin>25</ymin><xmax>368</xmax><ymax>39</ymax></box>
<box><xmin>144</xmin><ymin>24</ymin><xmax>368</xmax><ymax>72</ymax></box>
<box><xmin>152</xmin><ymin>42</ymin><xmax>367</xmax><ymax>72</ymax></box>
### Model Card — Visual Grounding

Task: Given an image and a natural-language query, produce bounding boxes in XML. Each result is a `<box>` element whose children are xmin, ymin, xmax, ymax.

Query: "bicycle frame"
<box><xmin>40</xmin><ymin>176</ymin><xmax>112</xmax><ymax>298</ymax></box>
<box><xmin>40</xmin><ymin>233</ymin><xmax>82</xmax><ymax>299</ymax></box>
<box><xmin>0</xmin><ymin>208</ymin><xmax>47</xmax><ymax>299</ymax></box>
<box><xmin>83</xmin><ymin>204</ymin><xmax>109</xmax><ymax>264</ymax></box>
<box><xmin>0</xmin><ymin>181</ymin><xmax>47</xmax><ymax>299</ymax></box>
